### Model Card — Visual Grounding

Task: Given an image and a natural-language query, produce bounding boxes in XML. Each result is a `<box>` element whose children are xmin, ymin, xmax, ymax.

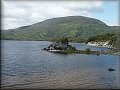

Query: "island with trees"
<box><xmin>43</xmin><ymin>37</ymin><xmax>119</xmax><ymax>55</ymax></box>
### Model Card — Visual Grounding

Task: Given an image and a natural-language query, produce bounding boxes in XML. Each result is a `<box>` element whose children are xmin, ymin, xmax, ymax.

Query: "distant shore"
<box><xmin>86</xmin><ymin>41</ymin><xmax>120</xmax><ymax>56</ymax></box>
<box><xmin>86</xmin><ymin>41</ymin><xmax>113</xmax><ymax>48</ymax></box>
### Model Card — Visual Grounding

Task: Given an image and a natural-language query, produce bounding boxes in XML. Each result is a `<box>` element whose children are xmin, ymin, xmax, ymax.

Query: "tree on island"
<box><xmin>52</xmin><ymin>37</ymin><xmax>69</xmax><ymax>50</ymax></box>
<box><xmin>52</xmin><ymin>37</ymin><xmax>68</xmax><ymax>44</ymax></box>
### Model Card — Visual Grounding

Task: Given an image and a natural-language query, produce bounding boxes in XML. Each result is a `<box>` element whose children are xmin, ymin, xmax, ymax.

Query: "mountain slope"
<box><xmin>2</xmin><ymin>16</ymin><xmax>119</xmax><ymax>41</ymax></box>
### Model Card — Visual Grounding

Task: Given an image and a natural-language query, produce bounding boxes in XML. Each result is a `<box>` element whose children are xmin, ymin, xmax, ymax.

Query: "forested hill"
<box><xmin>1</xmin><ymin>16</ymin><xmax>119</xmax><ymax>41</ymax></box>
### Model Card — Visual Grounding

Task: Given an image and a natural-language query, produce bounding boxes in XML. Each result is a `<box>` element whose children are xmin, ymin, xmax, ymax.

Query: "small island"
<box><xmin>43</xmin><ymin>37</ymin><xmax>77</xmax><ymax>53</ymax></box>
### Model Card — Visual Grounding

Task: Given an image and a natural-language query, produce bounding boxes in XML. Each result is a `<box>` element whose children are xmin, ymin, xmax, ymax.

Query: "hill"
<box><xmin>1</xmin><ymin>16</ymin><xmax>119</xmax><ymax>41</ymax></box>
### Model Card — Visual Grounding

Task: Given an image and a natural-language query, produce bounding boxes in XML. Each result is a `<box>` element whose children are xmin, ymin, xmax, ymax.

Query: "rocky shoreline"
<box><xmin>87</xmin><ymin>41</ymin><xmax>113</xmax><ymax>48</ymax></box>
<box><xmin>86</xmin><ymin>41</ymin><xmax>120</xmax><ymax>55</ymax></box>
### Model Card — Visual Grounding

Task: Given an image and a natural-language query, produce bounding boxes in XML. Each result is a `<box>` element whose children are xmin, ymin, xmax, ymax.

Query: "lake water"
<box><xmin>1</xmin><ymin>40</ymin><xmax>120</xmax><ymax>89</ymax></box>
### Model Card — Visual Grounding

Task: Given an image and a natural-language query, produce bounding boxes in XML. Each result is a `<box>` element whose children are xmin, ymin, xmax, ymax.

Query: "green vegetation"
<box><xmin>51</xmin><ymin>37</ymin><xmax>68</xmax><ymax>43</ymax></box>
<box><xmin>51</xmin><ymin>37</ymin><xmax>85</xmax><ymax>43</ymax></box>
<box><xmin>68</xmin><ymin>37</ymin><xmax>86</xmax><ymax>43</ymax></box>
<box><xmin>2</xmin><ymin>16</ymin><xmax>119</xmax><ymax>41</ymax></box>
<box><xmin>63</xmin><ymin>49</ymin><xmax>78</xmax><ymax>54</ymax></box>
<box><xmin>85</xmin><ymin>48</ymin><xmax>91</xmax><ymax>54</ymax></box>
<box><xmin>115</xmin><ymin>31</ymin><xmax>120</xmax><ymax>51</ymax></box>
<box><xmin>86</xmin><ymin>33</ymin><xmax>118</xmax><ymax>47</ymax></box>
<box><xmin>67</xmin><ymin>45</ymin><xmax>76</xmax><ymax>50</ymax></box>
<box><xmin>45</xmin><ymin>37</ymin><xmax>119</xmax><ymax>55</ymax></box>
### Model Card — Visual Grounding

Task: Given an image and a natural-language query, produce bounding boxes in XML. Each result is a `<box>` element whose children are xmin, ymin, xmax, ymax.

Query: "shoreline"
<box><xmin>86</xmin><ymin>41</ymin><xmax>113</xmax><ymax>48</ymax></box>
<box><xmin>86</xmin><ymin>42</ymin><xmax>120</xmax><ymax>56</ymax></box>
<box><xmin>43</xmin><ymin>49</ymin><xmax>120</xmax><ymax>56</ymax></box>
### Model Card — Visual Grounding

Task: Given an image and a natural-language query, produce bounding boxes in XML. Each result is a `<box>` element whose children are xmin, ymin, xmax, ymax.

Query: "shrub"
<box><xmin>86</xmin><ymin>48</ymin><xmax>90</xmax><ymax>53</ymax></box>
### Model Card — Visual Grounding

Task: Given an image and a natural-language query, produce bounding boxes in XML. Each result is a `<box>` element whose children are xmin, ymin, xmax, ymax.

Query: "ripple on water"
<box><xmin>1</xmin><ymin>41</ymin><xmax>120</xmax><ymax>89</ymax></box>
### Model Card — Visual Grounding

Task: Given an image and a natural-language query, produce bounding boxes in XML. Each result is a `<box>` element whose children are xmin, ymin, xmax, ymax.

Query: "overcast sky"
<box><xmin>2</xmin><ymin>0</ymin><xmax>119</xmax><ymax>30</ymax></box>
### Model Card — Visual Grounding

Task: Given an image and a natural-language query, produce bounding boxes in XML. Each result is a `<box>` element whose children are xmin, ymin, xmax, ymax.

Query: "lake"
<box><xmin>1</xmin><ymin>40</ymin><xmax>120</xmax><ymax>89</ymax></box>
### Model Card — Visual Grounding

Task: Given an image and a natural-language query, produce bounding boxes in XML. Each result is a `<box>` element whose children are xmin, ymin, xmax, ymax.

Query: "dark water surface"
<box><xmin>1</xmin><ymin>40</ymin><xmax>120</xmax><ymax>89</ymax></box>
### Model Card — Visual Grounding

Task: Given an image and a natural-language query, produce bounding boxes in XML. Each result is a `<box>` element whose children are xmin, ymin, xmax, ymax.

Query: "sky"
<box><xmin>2</xmin><ymin>0</ymin><xmax>119</xmax><ymax>30</ymax></box>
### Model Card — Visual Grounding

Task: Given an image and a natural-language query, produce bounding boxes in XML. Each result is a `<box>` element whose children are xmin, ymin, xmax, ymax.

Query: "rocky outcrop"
<box><xmin>43</xmin><ymin>37</ymin><xmax>77</xmax><ymax>53</ymax></box>
<box><xmin>43</xmin><ymin>41</ymin><xmax>69</xmax><ymax>51</ymax></box>
<box><xmin>108</xmin><ymin>68</ymin><xmax>115</xmax><ymax>71</ymax></box>
<box><xmin>87</xmin><ymin>41</ymin><xmax>113</xmax><ymax>48</ymax></box>
<box><xmin>50</xmin><ymin>41</ymin><xmax>68</xmax><ymax>50</ymax></box>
